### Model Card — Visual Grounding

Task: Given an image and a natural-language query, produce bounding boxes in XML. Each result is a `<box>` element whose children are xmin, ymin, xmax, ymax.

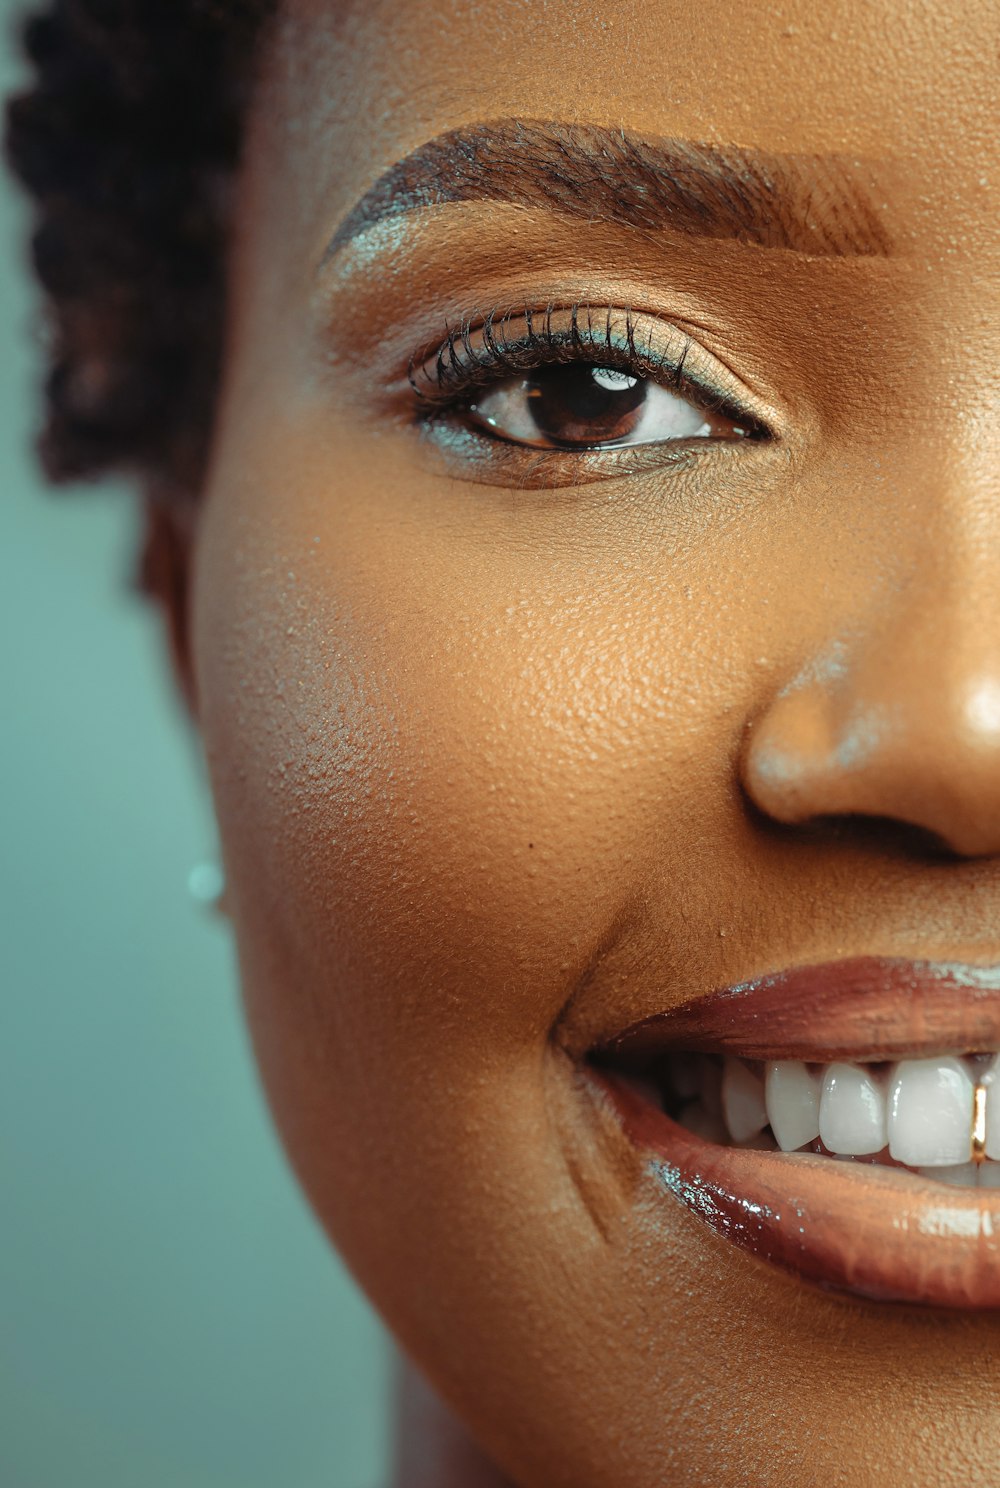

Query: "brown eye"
<box><xmin>468</xmin><ymin>364</ymin><xmax>745</xmax><ymax>449</ymax></box>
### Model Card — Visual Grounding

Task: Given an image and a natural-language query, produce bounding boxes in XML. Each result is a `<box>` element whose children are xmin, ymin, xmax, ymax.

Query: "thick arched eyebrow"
<box><xmin>322</xmin><ymin>118</ymin><xmax>893</xmax><ymax>265</ymax></box>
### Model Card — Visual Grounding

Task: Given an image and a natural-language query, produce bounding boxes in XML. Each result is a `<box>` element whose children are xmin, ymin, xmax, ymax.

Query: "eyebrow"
<box><xmin>323</xmin><ymin>118</ymin><xmax>893</xmax><ymax>264</ymax></box>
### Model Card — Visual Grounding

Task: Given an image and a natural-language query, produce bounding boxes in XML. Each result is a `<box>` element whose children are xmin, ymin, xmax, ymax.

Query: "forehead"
<box><xmin>257</xmin><ymin>0</ymin><xmax>999</xmax><ymax>261</ymax></box>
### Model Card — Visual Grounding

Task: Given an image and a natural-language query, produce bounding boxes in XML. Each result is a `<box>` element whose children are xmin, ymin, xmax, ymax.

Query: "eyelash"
<box><xmin>407</xmin><ymin>302</ymin><xmax>773</xmax><ymax>457</ymax></box>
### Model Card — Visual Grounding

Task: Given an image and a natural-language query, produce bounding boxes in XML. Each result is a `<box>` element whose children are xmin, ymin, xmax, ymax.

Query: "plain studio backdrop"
<box><xmin>0</xmin><ymin>6</ymin><xmax>391</xmax><ymax>1485</ymax></box>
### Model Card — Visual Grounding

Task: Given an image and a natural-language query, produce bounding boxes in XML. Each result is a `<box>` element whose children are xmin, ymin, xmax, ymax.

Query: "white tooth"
<box><xmin>677</xmin><ymin>1101</ymin><xmax>728</xmax><ymax>1144</ymax></box>
<box><xmin>819</xmin><ymin>1062</ymin><xmax>887</xmax><ymax>1155</ymax></box>
<box><xmin>983</xmin><ymin>1057</ymin><xmax>1000</xmax><ymax>1160</ymax></box>
<box><xmin>721</xmin><ymin>1058</ymin><xmax>768</xmax><ymax>1143</ymax></box>
<box><xmin>888</xmin><ymin>1056</ymin><xmax>973</xmax><ymax>1167</ymax></box>
<box><xmin>916</xmin><ymin>1162</ymin><xmax>978</xmax><ymax>1188</ymax></box>
<box><xmin>765</xmin><ymin>1061</ymin><xmax>821</xmax><ymax>1152</ymax></box>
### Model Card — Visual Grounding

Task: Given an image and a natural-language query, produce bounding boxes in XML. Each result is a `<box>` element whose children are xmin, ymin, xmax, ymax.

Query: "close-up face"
<box><xmin>184</xmin><ymin>1</ymin><xmax>1000</xmax><ymax>1482</ymax></box>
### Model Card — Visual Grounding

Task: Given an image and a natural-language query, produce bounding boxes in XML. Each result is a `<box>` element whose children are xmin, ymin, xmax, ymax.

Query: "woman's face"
<box><xmin>187</xmin><ymin>1</ymin><xmax>1000</xmax><ymax>1482</ymax></box>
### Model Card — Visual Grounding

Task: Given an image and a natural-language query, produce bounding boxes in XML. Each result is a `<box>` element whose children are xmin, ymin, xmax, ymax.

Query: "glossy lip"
<box><xmin>599</xmin><ymin>1073</ymin><xmax>1000</xmax><ymax>1308</ymax></box>
<box><xmin>601</xmin><ymin>955</ymin><xmax>1000</xmax><ymax>1064</ymax></box>
<box><xmin>592</xmin><ymin>957</ymin><xmax>1000</xmax><ymax>1308</ymax></box>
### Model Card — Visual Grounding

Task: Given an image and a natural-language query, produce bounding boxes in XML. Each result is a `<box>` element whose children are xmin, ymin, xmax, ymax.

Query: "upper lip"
<box><xmin>595</xmin><ymin>955</ymin><xmax>1000</xmax><ymax>1065</ymax></box>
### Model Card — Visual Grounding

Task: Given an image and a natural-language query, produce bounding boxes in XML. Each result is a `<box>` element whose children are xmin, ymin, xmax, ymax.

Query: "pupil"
<box><xmin>526</xmin><ymin>364</ymin><xmax>646</xmax><ymax>446</ymax></box>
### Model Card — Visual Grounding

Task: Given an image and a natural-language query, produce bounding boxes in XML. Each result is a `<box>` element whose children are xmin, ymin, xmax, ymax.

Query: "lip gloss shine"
<box><xmin>601</xmin><ymin>1072</ymin><xmax>1000</xmax><ymax>1307</ymax></box>
<box><xmin>595</xmin><ymin>957</ymin><xmax>1000</xmax><ymax>1307</ymax></box>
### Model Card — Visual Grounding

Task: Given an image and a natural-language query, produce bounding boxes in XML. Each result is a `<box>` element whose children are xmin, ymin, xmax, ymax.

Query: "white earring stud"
<box><xmin>187</xmin><ymin>861</ymin><xmax>228</xmax><ymax>916</ymax></box>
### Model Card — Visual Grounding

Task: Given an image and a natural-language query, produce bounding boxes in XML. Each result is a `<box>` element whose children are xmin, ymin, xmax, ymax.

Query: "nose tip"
<box><xmin>743</xmin><ymin>671</ymin><xmax>1000</xmax><ymax>860</ymax></box>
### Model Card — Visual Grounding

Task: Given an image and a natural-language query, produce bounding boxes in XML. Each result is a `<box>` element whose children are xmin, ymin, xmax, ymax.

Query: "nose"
<box><xmin>742</xmin><ymin>575</ymin><xmax>1000</xmax><ymax>859</ymax></box>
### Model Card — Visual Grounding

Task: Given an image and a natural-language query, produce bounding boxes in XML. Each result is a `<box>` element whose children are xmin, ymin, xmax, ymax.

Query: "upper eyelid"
<box><xmin>406</xmin><ymin>303</ymin><xmax>773</xmax><ymax>436</ymax></box>
<box><xmin>410</xmin><ymin>303</ymin><xmax>681</xmax><ymax>400</ymax></box>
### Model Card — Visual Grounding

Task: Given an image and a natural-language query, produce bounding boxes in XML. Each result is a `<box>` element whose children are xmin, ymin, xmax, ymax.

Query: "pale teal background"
<box><xmin>0</xmin><ymin>7</ymin><xmax>391</xmax><ymax>1485</ymax></box>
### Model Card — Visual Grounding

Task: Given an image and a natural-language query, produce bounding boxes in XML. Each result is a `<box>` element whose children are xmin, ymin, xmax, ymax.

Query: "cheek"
<box><xmin>189</xmin><ymin>431</ymin><xmax>904</xmax><ymax>1487</ymax></box>
<box><xmin>188</xmin><ymin>427</ymin><xmax>755</xmax><ymax>1391</ymax></box>
<box><xmin>192</xmin><ymin>442</ymin><xmax>733</xmax><ymax>1060</ymax></box>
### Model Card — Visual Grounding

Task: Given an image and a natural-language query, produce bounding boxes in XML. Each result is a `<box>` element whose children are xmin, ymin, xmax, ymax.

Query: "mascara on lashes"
<box><xmin>406</xmin><ymin>303</ymin><xmax>772</xmax><ymax>440</ymax></box>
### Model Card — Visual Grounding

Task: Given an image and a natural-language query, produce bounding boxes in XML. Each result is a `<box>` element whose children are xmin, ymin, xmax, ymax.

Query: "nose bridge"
<box><xmin>743</xmin><ymin>494</ymin><xmax>1000</xmax><ymax>858</ymax></box>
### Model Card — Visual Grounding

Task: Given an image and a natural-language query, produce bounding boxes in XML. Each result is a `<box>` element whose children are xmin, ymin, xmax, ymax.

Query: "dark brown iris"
<box><xmin>525</xmin><ymin>365</ymin><xmax>646</xmax><ymax>446</ymax></box>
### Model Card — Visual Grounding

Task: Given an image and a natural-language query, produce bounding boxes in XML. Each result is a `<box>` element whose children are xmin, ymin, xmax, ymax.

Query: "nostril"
<box><xmin>772</xmin><ymin>812</ymin><xmax>959</xmax><ymax>862</ymax></box>
<box><xmin>740</xmin><ymin>763</ymin><xmax>966</xmax><ymax>862</ymax></box>
<box><xmin>742</xmin><ymin>684</ymin><xmax>1000</xmax><ymax>860</ymax></box>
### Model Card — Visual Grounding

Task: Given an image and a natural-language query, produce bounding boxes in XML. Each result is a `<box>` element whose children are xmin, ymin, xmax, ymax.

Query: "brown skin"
<box><xmin>151</xmin><ymin>0</ymin><xmax>1000</xmax><ymax>1482</ymax></box>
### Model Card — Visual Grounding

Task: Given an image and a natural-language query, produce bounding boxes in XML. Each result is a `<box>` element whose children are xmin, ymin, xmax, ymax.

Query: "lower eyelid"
<box><xmin>415</xmin><ymin>411</ymin><xmax>759</xmax><ymax>491</ymax></box>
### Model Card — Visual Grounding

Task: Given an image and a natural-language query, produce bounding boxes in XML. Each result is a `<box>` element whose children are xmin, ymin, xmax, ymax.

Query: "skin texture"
<box><xmin>154</xmin><ymin>0</ymin><xmax>1000</xmax><ymax>1482</ymax></box>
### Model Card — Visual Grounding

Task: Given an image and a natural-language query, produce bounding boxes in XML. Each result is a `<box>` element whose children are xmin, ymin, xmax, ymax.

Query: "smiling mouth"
<box><xmin>589</xmin><ymin>956</ymin><xmax>1000</xmax><ymax>1308</ymax></box>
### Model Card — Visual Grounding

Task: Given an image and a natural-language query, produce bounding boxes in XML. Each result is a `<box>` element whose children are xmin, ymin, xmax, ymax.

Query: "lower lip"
<box><xmin>599</xmin><ymin>1072</ymin><xmax>1000</xmax><ymax>1308</ymax></box>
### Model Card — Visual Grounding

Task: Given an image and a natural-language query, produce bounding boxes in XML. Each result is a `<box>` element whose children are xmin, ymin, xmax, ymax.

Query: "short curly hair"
<box><xmin>5</xmin><ymin>0</ymin><xmax>276</xmax><ymax>493</ymax></box>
